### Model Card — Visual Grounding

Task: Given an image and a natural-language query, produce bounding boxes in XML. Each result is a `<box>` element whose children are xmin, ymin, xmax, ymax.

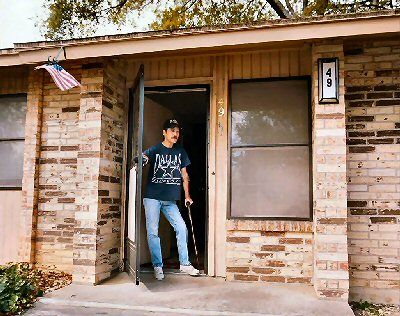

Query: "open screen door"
<box><xmin>125</xmin><ymin>65</ymin><xmax>144</xmax><ymax>285</ymax></box>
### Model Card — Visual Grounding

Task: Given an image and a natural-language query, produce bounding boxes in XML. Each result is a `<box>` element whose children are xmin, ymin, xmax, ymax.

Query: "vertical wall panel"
<box><xmin>261</xmin><ymin>52</ymin><xmax>271</xmax><ymax>78</ymax></box>
<box><xmin>0</xmin><ymin>66</ymin><xmax>28</xmax><ymax>94</ymax></box>
<box><xmin>227</xmin><ymin>47</ymin><xmax>311</xmax><ymax>80</ymax></box>
<box><xmin>127</xmin><ymin>55</ymin><xmax>214</xmax><ymax>83</ymax></box>
<box><xmin>232</xmin><ymin>55</ymin><xmax>242</xmax><ymax>79</ymax></box>
<box><xmin>184</xmin><ymin>57</ymin><xmax>194</xmax><ymax>78</ymax></box>
<box><xmin>300</xmin><ymin>46</ymin><xmax>312</xmax><ymax>76</ymax></box>
<box><xmin>201</xmin><ymin>56</ymin><xmax>211</xmax><ymax>77</ymax></box>
<box><xmin>280</xmin><ymin>51</ymin><xmax>290</xmax><ymax>77</ymax></box>
<box><xmin>289</xmin><ymin>50</ymin><xmax>300</xmax><ymax>76</ymax></box>
<box><xmin>270</xmin><ymin>51</ymin><xmax>280</xmax><ymax>77</ymax></box>
<box><xmin>149</xmin><ymin>60</ymin><xmax>158</xmax><ymax>80</ymax></box>
<box><xmin>159</xmin><ymin>59</ymin><xmax>168</xmax><ymax>79</ymax></box>
<box><xmin>252</xmin><ymin>52</ymin><xmax>262</xmax><ymax>79</ymax></box>
<box><xmin>167</xmin><ymin>59</ymin><xmax>176</xmax><ymax>79</ymax></box>
<box><xmin>175</xmin><ymin>58</ymin><xmax>185</xmax><ymax>78</ymax></box>
<box><xmin>242</xmin><ymin>54</ymin><xmax>252</xmax><ymax>78</ymax></box>
<box><xmin>0</xmin><ymin>191</ymin><xmax>22</xmax><ymax>264</ymax></box>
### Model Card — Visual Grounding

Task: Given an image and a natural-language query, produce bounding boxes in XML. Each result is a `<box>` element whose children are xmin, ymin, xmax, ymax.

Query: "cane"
<box><xmin>185</xmin><ymin>201</ymin><xmax>200</xmax><ymax>270</ymax></box>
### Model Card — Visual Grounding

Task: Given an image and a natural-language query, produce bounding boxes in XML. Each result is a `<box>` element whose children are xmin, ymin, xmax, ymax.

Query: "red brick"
<box><xmin>234</xmin><ymin>274</ymin><xmax>259</xmax><ymax>281</ymax></box>
<box><xmin>265</xmin><ymin>260</ymin><xmax>285</xmax><ymax>267</ymax></box>
<box><xmin>318</xmin><ymin>218</ymin><xmax>347</xmax><ymax>225</ymax></box>
<box><xmin>252</xmin><ymin>268</ymin><xmax>275</xmax><ymax>274</ymax></box>
<box><xmin>286</xmin><ymin>277</ymin><xmax>311</xmax><ymax>283</ymax></box>
<box><xmin>226</xmin><ymin>237</ymin><xmax>250</xmax><ymax>243</ymax></box>
<box><xmin>254</xmin><ymin>253</ymin><xmax>274</xmax><ymax>259</ymax></box>
<box><xmin>261</xmin><ymin>232</ymin><xmax>285</xmax><ymax>237</ymax></box>
<box><xmin>260</xmin><ymin>276</ymin><xmax>286</xmax><ymax>283</ymax></box>
<box><xmin>261</xmin><ymin>245</ymin><xmax>285</xmax><ymax>251</ymax></box>
<box><xmin>226</xmin><ymin>267</ymin><xmax>250</xmax><ymax>273</ymax></box>
<box><xmin>370</xmin><ymin>217</ymin><xmax>397</xmax><ymax>223</ymax></box>
<box><xmin>60</xmin><ymin>145</ymin><xmax>79</xmax><ymax>151</ymax></box>
<box><xmin>279</xmin><ymin>238</ymin><xmax>303</xmax><ymax>244</ymax></box>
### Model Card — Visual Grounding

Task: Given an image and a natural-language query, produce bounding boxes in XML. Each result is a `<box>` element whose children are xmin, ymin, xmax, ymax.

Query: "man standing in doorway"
<box><xmin>142</xmin><ymin>118</ymin><xmax>200</xmax><ymax>280</ymax></box>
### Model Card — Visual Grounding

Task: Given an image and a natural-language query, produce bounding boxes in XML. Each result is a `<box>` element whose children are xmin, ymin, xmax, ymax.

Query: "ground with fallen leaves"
<box><xmin>351</xmin><ymin>302</ymin><xmax>400</xmax><ymax>316</ymax></box>
<box><xmin>34</xmin><ymin>266</ymin><xmax>72</xmax><ymax>294</ymax></box>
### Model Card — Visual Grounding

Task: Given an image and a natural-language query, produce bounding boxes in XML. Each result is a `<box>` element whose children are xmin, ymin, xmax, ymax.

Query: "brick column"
<box><xmin>74</xmin><ymin>63</ymin><xmax>104</xmax><ymax>283</ymax></box>
<box><xmin>19</xmin><ymin>68</ymin><xmax>44</xmax><ymax>262</ymax></box>
<box><xmin>312</xmin><ymin>42</ymin><xmax>349</xmax><ymax>300</ymax></box>
<box><xmin>96</xmin><ymin>60</ymin><xmax>125</xmax><ymax>282</ymax></box>
<box><xmin>74</xmin><ymin>60</ymin><xmax>125</xmax><ymax>284</ymax></box>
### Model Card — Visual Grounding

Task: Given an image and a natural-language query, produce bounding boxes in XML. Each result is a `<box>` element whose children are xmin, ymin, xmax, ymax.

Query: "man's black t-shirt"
<box><xmin>143</xmin><ymin>142</ymin><xmax>191</xmax><ymax>201</ymax></box>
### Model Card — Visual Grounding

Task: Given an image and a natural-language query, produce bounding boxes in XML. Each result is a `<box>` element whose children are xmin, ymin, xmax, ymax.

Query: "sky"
<box><xmin>0</xmin><ymin>0</ymin><xmax>153</xmax><ymax>49</ymax></box>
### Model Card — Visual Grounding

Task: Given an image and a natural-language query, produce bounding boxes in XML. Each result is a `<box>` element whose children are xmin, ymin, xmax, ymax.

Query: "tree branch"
<box><xmin>265</xmin><ymin>0</ymin><xmax>291</xmax><ymax>18</ymax></box>
<box><xmin>302</xmin><ymin>0</ymin><xmax>309</xmax><ymax>12</ymax></box>
<box><xmin>285</xmin><ymin>0</ymin><xmax>295</xmax><ymax>15</ymax></box>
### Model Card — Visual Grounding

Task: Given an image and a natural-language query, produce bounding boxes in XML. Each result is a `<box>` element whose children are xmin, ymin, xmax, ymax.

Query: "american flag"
<box><xmin>35</xmin><ymin>63</ymin><xmax>81</xmax><ymax>91</ymax></box>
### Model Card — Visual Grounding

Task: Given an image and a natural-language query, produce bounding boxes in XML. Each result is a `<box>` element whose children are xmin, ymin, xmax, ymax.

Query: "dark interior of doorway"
<box><xmin>141</xmin><ymin>85</ymin><xmax>209</xmax><ymax>273</ymax></box>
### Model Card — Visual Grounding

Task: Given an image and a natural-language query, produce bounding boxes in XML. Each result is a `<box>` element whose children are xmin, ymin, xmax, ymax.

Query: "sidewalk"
<box><xmin>25</xmin><ymin>272</ymin><xmax>354</xmax><ymax>315</ymax></box>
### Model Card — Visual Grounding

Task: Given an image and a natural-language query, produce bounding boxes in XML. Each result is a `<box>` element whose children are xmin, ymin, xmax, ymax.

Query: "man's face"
<box><xmin>163</xmin><ymin>127</ymin><xmax>180</xmax><ymax>143</ymax></box>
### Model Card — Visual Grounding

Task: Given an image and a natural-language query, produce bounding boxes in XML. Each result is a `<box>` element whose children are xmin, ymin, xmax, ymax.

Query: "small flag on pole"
<box><xmin>35</xmin><ymin>63</ymin><xmax>81</xmax><ymax>91</ymax></box>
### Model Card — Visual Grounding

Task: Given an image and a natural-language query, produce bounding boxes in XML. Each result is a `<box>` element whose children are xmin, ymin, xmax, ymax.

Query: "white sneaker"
<box><xmin>180</xmin><ymin>264</ymin><xmax>200</xmax><ymax>276</ymax></box>
<box><xmin>154</xmin><ymin>267</ymin><xmax>164</xmax><ymax>280</ymax></box>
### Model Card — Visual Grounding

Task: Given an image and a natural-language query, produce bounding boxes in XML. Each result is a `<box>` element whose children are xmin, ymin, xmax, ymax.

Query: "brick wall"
<box><xmin>312</xmin><ymin>42</ymin><xmax>349</xmax><ymax>300</ymax></box>
<box><xmin>224</xmin><ymin>43</ymin><xmax>350</xmax><ymax>302</ymax></box>
<box><xmin>96</xmin><ymin>59</ymin><xmax>126</xmax><ymax>281</ymax></box>
<box><xmin>73</xmin><ymin>59</ymin><xmax>126</xmax><ymax>283</ymax></box>
<box><xmin>226</xmin><ymin>221</ymin><xmax>313</xmax><ymax>283</ymax></box>
<box><xmin>20</xmin><ymin>68</ymin><xmax>44</xmax><ymax>262</ymax></box>
<box><xmin>35</xmin><ymin>63</ymin><xmax>81</xmax><ymax>273</ymax></box>
<box><xmin>345</xmin><ymin>38</ymin><xmax>400</xmax><ymax>304</ymax></box>
<box><xmin>74</xmin><ymin>62</ymin><xmax>104</xmax><ymax>283</ymax></box>
<box><xmin>12</xmin><ymin>59</ymin><xmax>127</xmax><ymax>284</ymax></box>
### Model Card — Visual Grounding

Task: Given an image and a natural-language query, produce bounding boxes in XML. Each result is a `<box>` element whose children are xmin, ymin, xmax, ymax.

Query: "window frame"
<box><xmin>227</xmin><ymin>76</ymin><xmax>313</xmax><ymax>221</ymax></box>
<box><xmin>0</xmin><ymin>93</ymin><xmax>27</xmax><ymax>191</ymax></box>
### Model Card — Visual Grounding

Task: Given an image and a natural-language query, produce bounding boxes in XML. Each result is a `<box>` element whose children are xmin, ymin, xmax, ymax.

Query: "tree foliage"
<box><xmin>41</xmin><ymin>0</ymin><xmax>398</xmax><ymax>40</ymax></box>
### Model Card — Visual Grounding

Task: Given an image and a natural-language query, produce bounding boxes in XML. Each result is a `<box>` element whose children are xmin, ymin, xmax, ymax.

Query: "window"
<box><xmin>0</xmin><ymin>94</ymin><xmax>27</xmax><ymax>188</ymax></box>
<box><xmin>229</xmin><ymin>78</ymin><xmax>311</xmax><ymax>219</ymax></box>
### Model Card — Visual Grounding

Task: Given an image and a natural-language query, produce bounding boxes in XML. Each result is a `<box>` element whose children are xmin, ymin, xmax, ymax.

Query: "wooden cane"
<box><xmin>186</xmin><ymin>201</ymin><xmax>200</xmax><ymax>269</ymax></box>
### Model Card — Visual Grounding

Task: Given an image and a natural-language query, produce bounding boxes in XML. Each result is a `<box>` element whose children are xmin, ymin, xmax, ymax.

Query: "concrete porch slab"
<box><xmin>32</xmin><ymin>272</ymin><xmax>354</xmax><ymax>315</ymax></box>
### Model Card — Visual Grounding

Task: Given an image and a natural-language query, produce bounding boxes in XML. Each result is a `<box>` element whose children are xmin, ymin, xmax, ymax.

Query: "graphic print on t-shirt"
<box><xmin>152</xmin><ymin>153</ymin><xmax>182</xmax><ymax>185</ymax></box>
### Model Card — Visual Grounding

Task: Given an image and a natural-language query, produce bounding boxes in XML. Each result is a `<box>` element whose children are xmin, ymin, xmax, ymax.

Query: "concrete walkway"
<box><xmin>26</xmin><ymin>272</ymin><xmax>354</xmax><ymax>316</ymax></box>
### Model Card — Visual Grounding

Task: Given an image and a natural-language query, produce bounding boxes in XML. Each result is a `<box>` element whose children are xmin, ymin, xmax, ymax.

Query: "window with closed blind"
<box><xmin>0</xmin><ymin>94</ymin><xmax>27</xmax><ymax>189</ymax></box>
<box><xmin>229</xmin><ymin>78</ymin><xmax>312</xmax><ymax>219</ymax></box>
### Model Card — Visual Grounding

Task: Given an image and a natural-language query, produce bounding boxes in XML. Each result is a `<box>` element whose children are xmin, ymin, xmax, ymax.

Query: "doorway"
<box><xmin>135</xmin><ymin>85</ymin><xmax>210</xmax><ymax>275</ymax></box>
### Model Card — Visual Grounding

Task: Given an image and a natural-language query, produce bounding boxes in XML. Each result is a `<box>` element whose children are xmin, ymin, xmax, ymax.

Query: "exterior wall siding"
<box><xmin>19</xmin><ymin>68</ymin><xmax>44</xmax><ymax>262</ymax></box>
<box><xmin>345</xmin><ymin>39</ymin><xmax>400</xmax><ymax>304</ymax></box>
<box><xmin>226</xmin><ymin>221</ymin><xmax>313</xmax><ymax>283</ymax></box>
<box><xmin>96</xmin><ymin>60</ymin><xmax>126</xmax><ymax>281</ymax></box>
<box><xmin>224</xmin><ymin>45</ymin><xmax>315</xmax><ymax>285</ymax></box>
<box><xmin>228</xmin><ymin>46</ymin><xmax>312</xmax><ymax>79</ymax></box>
<box><xmin>2</xmin><ymin>37</ymin><xmax>397</xmax><ymax>304</ymax></box>
<box><xmin>0</xmin><ymin>66</ymin><xmax>28</xmax><ymax>94</ymax></box>
<box><xmin>311</xmin><ymin>42</ymin><xmax>349</xmax><ymax>300</ymax></box>
<box><xmin>73</xmin><ymin>59</ymin><xmax>126</xmax><ymax>284</ymax></box>
<box><xmin>0</xmin><ymin>68</ymin><xmax>27</xmax><ymax>264</ymax></box>
<box><xmin>35</xmin><ymin>63</ymin><xmax>81</xmax><ymax>273</ymax></box>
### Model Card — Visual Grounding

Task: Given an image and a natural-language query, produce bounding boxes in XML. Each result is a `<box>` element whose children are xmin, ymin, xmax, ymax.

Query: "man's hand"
<box><xmin>133</xmin><ymin>154</ymin><xmax>149</xmax><ymax>166</ymax></box>
<box><xmin>185</xmin><ymin>197</ymin><xmax>193</xmax><ymax>207</ymax></box>
<box><xmin>182</xmin><ymin>168</ymin><xmax>192</xmax><ymax>207</ymax></box>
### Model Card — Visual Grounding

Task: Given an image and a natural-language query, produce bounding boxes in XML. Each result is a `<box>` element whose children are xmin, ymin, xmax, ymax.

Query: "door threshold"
<box><xmin>140</xmin><ymin>268</ymin><xmax>207</xmax><ymax>276</ymax></box>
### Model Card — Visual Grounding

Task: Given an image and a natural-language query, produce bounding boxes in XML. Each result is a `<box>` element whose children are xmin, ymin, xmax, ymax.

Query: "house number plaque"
<box><xmin>318</xmin><ymin>57</ymin><xmax>339</xmax><ymax>104</ymax></box>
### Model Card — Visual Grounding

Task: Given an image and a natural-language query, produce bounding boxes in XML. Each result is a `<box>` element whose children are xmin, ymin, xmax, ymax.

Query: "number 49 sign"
<box><xmin>318</xmin><ymin>58</ymin><xmax>339</xmax><ymax>104</ymax></box>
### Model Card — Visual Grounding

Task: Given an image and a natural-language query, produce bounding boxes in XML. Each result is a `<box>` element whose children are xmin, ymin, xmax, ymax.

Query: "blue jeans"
<box><xmin>143</xmin><ymin>198</ymin><xmax>190</xmax><ymax>268</ymax></box>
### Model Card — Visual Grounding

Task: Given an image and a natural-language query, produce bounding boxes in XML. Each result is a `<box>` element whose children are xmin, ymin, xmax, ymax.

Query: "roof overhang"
<box><xmin>0</xmin><ymin>13</ymin><xmax>399</xmax><ymax>67</ymax></box>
